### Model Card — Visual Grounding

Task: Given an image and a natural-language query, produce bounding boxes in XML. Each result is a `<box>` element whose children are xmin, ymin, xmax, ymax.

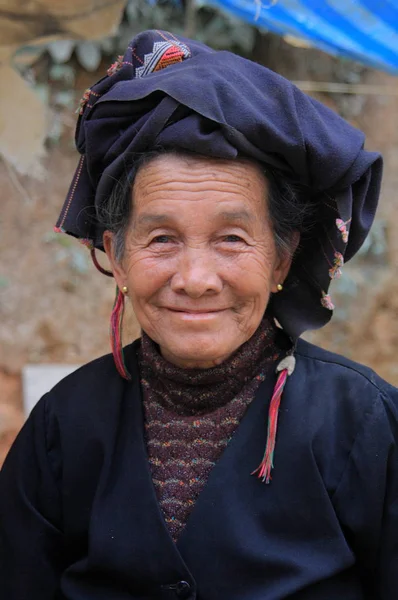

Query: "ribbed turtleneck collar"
<box><xmin>138</xmin><ymin>313</ymin><xmax>283</xmax><ymax>416</ymax></box>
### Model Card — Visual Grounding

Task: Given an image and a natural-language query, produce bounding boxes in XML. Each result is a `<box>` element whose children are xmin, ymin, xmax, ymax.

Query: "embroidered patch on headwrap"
<box><xmin>56</xmin><ymin>29</ymin><xmax>382</xmax><ymax>339</ymax></box>
<box><xmin>135</xmin><ymin>40</ymin><xmax>191</xmax><ymax>78</ymax></box>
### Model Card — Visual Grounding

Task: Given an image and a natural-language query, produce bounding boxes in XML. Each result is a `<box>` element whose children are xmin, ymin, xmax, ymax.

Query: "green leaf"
<box><xmin>49</xmin><ymin>64</ymin><xmax>75</xmax><ymax>85</ymax></box>
<box><xmin>76</xmin><ymin>41</ymin><xmax>102</xmax><ymax>72</ymax></box>
<box><xmin>47</xmin><ymin>40</ymin><xmax>75</xmax><ymax>64</ymax></box>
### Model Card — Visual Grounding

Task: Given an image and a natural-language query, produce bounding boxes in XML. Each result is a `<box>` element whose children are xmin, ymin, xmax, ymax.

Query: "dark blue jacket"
<box><xmin>1</xmin><ymin>339</ymin><xmax>397</xmax><ymax>599</ymax></box>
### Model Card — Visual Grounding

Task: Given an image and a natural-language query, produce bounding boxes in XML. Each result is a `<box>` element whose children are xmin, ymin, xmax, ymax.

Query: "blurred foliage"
<box><xmin>43</xmin><ymin>232</ymin><xmax>90</xmax><ymax>275</ymax></box>
<box><xmin>10</xmin><ymin>0</ymin><xmax>256</xmax><ymax>144</ymax></box>
<box><xmin>13</xmin><ymin>0</ymin><xmax>255</xmax><ymax>78</ymax></box>
<box><xmin>357</xmin><ymin>220</ymin><xmax>388</xmax><ymax>260</ymax></box>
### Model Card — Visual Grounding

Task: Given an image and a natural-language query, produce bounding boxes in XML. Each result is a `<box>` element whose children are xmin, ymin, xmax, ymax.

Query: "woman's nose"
<box><xmin>170</xmin><ymin>248</ymin><xmax>223</xmax><ymax>297</ymax></box>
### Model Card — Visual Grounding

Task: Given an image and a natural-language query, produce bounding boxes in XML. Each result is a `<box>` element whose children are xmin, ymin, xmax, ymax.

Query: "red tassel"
<box><xmin>110</xmin><ymin>287</ymin><xmax>131</xmax><ymax>380</ymax></box>
<box><xmin>252</xmin><ymin>359</ymin><xmax>293</xmax><ymax>484</ymax></box>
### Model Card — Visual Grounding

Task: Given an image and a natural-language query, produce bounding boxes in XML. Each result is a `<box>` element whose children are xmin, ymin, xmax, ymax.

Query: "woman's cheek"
<box><xmin>225</xmin><ymin>250</ymin><xmax>272</xmax><ymax>290</ymax></box>
<box><xmin>127</xmin><ymin>250</ymin><xmax>176</xmax><ymax>293</ymax></box>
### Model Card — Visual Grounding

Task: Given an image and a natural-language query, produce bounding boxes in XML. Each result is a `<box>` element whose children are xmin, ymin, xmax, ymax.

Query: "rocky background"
<box><xmin>1</xmin><ymin>2</ymin><xmax>397</xmax><ymax>465</ymax></box>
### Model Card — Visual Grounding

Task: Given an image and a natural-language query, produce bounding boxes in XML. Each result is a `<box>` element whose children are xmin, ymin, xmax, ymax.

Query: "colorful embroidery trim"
<box><xmin>79</xmin><ymin>238</ymin><xmax>94</xmax><ymax>250</ymax></box>
<box><xmin>135</xmin><ymin>40</ymin><xmax>191</xmax><ymax>78</ymax></box>
<box><xmin>328</xmin><ymin>251</ymin><xmax>344</xmax><ymax>280</ymax></box>
<box><xmin>107</xmin><ymin>55</ymin><xmax>124</xmax><ymax>76</ymax></box>
<box><xmin>320</xmin><ymin>292</ymin><xmax>335</xmax><ymax>310</ymax></box>
<box><xmin>336</xmin><ymin>218</ymin><xmax>351</xmax><ymax>243</ymax></box>
<box><xmin>76</xmin><ymin>88</ymin><xmax>91</xmax><ymax>115</ymax></box>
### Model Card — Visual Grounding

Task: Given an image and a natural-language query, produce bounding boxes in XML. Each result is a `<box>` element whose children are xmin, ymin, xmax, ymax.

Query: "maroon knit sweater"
<box><xmin>138</xmin><ymin>315</ymin><xmax>282</xmax><ymax>541</ymax></box>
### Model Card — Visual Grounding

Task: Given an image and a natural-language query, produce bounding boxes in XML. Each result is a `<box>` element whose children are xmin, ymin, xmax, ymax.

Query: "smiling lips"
<box><xmin>165</xmin><ymin>307</ymin><xmax>227</xmax><ymax>319</ymax></box>
<box><xmin>167</xmin><ymin>308</ymin><xmax>225</xmax><ymax>313</ymax></box>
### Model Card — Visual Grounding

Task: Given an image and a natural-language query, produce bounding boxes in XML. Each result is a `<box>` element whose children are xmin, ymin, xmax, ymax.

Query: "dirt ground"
<box><xmin>0</xmin><ymin>64</ymin><xmax>397</xmax><ymax>464</ymax></box>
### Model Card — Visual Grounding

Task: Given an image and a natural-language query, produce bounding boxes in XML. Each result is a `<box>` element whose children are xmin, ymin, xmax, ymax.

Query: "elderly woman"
<box><xmin>1</xmin><ymin>30</ymin><xmax>397</xmax><ymax>600</ymax></box>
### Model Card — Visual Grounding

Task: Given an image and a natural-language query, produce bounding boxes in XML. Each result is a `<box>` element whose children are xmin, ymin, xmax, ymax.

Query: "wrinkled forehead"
<box><xmin>136</xmin><ymin>151</ymin><xmax>265</xmax><ymax>178</ymax></box>
<box><xmin>131</xmin><ymin>152</ymin><xmax>269</xmax><ymax>218</ymax></box>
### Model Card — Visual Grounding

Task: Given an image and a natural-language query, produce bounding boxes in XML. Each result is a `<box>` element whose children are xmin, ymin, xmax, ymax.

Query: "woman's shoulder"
<box><xmin>41</xmin><ymin>339</ymin><xmax>141</xmax><ymax>420</ymax></box>
<box><xmin>290</xmin><ymin>340</ymin><xmax>398</xmax><ymax>494</ymax></box>
<box><xmin>296</xmin><ymin>338</ymin><xmax>397</xmax><ymax>390</ymax></box>
<box><xmin>295</xmin><ymin>338</ymin><xmax>398</xmax><ymax>413</ymax></box>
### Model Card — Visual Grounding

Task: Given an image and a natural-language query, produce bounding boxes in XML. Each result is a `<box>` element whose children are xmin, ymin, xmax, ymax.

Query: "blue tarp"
<box><xmin>208</xmin><ymin>0</ymin><xmax>398</xmax><ymax>74</ymax></box>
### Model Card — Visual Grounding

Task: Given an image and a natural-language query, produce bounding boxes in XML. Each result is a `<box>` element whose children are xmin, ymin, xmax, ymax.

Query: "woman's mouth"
<box><xmin>165</xmin><ymin>308</ymin><xmax>227</xmax><ymax>320</ymax></box>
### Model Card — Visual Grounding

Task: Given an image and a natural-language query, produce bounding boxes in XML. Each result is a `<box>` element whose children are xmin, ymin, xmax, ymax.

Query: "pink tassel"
<box><xmin>252</xmin><ymin>355</ymin><xmax>295</xmax><ymax>484</ymax></box>
<box><xmin>110</xmin><ymin>287</ymin><xmax>131</xmax><ymax>380</ymax></box>
<box><xmin>336</xmin><ymin>218</ymin><xmax>350</xmax><ymax>243</ymax></box>
<box><xmin>320</xmin><ymin>291</ymin><xmax>335</xmax><ymax>311</ymax></box>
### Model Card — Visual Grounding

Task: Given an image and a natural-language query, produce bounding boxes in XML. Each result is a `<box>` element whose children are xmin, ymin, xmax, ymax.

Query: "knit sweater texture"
<box><xmin>138</xmin><ymin>314</ymin><xmax>282</xmax><ymax>541</ymax></box>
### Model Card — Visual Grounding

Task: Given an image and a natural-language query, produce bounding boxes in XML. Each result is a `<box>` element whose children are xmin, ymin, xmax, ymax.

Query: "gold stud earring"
<box><xmin>121</xmin><ymin>286</ymin><xmax>128</xmax><ymax>295</ymax></box>
<box><xmin>277</xmin><ymin>283</ymin><xmax>283</xmax><ymax>292</ymax></box>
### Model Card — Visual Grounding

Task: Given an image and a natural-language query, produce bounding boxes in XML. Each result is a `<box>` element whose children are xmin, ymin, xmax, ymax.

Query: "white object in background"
<box><xmin>22</xmin><ymin>364</ymin><xmax>81</xmax><ymax>416</ymax></box>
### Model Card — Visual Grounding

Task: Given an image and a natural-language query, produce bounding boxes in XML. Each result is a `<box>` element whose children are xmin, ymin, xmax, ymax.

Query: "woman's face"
<box><xmin>104</xmin><ymin>154</ymin><xmax>294</xmax><ymax>369</ymax></box>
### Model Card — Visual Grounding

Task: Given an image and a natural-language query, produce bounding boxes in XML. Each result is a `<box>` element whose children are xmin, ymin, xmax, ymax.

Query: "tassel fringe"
<box><xmin>110</xmin><ymin>286</ymin><xmax>131</xmax><ymax>380</ymax></box>
<box><xmin>87</xmin><ymin>249</ymin><xmax>130</xmax><ymax>380</ymax></box>
<box><xmin>252</xmin><ymin>354</ymin><xmax>296</xmax><ymax>484</ymax></box>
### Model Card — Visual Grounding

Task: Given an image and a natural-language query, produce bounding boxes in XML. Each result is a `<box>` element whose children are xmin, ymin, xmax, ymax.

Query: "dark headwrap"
<box><xmin>56</xmin><ymin>29</ymin><xmax>382</xmax><ymax>339</ymax></box>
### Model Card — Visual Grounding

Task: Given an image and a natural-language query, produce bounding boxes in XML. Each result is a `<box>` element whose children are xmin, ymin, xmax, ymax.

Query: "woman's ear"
<box><xmin>272</xmin><ymin>231</ymin><xmax>300</xmax><ymax>292</ymax></box>
<box><xmin>103</xmin><ymin>231</ymin><xmax>127</xmax><ymax>290</ymax></box>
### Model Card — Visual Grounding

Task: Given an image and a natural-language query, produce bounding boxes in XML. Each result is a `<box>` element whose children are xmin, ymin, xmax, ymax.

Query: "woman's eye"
<box><xmin>223</xmin><ymin>235</ymin><xmax>245</xmax><ymax>243</ymax></box>
<box><xmin>151</xmin><ymin>235</ymin><xmax>172</xmax><ymax>244</ymax></box>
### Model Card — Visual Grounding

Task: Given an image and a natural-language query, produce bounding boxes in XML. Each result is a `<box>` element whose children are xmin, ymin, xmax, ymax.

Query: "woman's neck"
<box><xmin>138</xmin><ymin>312</ymin><xmax>285</xmax><ymax>416</ymax></box>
